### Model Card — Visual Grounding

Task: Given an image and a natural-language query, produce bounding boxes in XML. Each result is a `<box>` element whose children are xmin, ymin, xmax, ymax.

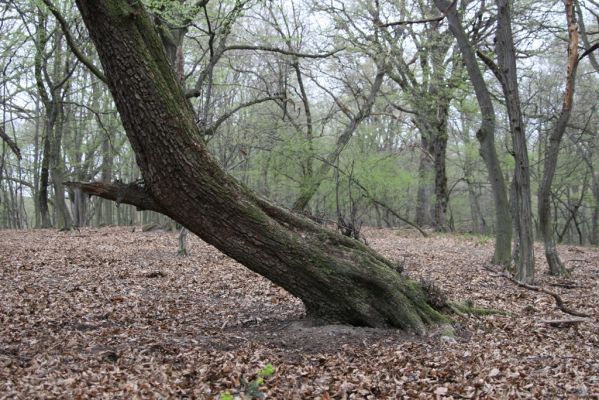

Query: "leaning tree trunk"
<box><xmin>71</xmin><ymin>0</ymin><xmax>447</xmax><ymax>332</ymax></box>
<box><xmin>538</xmin><ymin>0</ymin><xmax>579</xmax><ymax>276</ymax></box>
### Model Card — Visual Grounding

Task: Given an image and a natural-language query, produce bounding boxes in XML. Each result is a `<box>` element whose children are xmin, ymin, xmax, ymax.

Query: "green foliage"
<box><xmin>220</xmin><ymin>392</ymin><xmax>234</xmax><ymax>400</ymax></box>
<box><xmin>218</xmin><ymin>363</ymin><xmax>276</xmax><ymax>400</ymax></box>
<box><xmin>144</xmin><ymin>0</ymin><xmax>203</xmax><ymax>24</ymax></box>
<box><xmin>258</xmin><ymin>363</ymin><xmax>275</xmax><ymax>378</ymax></box>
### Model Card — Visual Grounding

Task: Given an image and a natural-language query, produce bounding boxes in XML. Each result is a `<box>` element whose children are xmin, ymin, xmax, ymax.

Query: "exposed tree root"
<box><xmin>483</xmin><ymin>264</ymin><xmax>591</xmax><ymax>318</ymax></box>
<box><xmin>447</xmin><ymin>300</ymin><xmax>508</xmax><ymax>316</ymax></box>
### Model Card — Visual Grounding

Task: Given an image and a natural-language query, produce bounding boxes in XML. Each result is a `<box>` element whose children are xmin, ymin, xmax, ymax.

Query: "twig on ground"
<box><xmin>548</xmin><ymin>281</ymin><xmax>582</xmax><ymax>289</ymax></box>
<box><xmin>542</xmin><ymin>318</ymin><xmax>588</xmax><ymax>328</ymax></box>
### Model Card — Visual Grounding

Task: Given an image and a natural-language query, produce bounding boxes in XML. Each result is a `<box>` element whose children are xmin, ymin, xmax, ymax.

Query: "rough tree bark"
<box><xmin>495</xmin><ymin>0</ymin><xmax>535</xmax><ymax>283</ymax></box>
<box><xmin>538</xmin><ymin>0</ymin><xmax>579</xmax><ymax>276</ymax></box>
<box><xmin>34</xmin><ymin>11</ymin><xmax>52</xmax><ymax>228</ymax></box>
<box><xmin>431</xmin><ymin>104</ymin><xmax>450</xmax><ymax>231</ymax></box>
<box><xmin>415</xmin><ymin>135</ymin><xmax>434</xmax><ymax>227</ymax></box>
<box><xmin>433</xmin><ymin>0</ymin><xmax>512</xmax><ymax>265</ymax></box>
<box><xmin>70</xmin><ymin>0</ymin><xmax>447</xmax><ymax>332</ymax></box>
<box><xmin>414</xmin><ymin>109</ymin><xmax>450</xmax><ymax>231</ymax></box>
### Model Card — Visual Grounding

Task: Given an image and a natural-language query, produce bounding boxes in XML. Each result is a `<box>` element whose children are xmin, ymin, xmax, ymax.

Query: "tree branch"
<box><xmin>223</xmin><ymin>44</ymin><xmax>343</xmax><ymax>59</ymax></box>
<box><xmin>202</xmin><ymin>95</ymin><xmax>282</xmax><ymax>135</ymax></box>
<box><xmin>374</xmin><ymin>0</ymin><xmax>457</xmax><ymax>28</ymax></box>
<box><xmin>40</xmin><ymin>0</ymin><xmax>107</xmax><ymax>83</ymax></box>
<box><xmin>476</xmin><ymin>50</ymin><xmax>505</xmax><ymax>87</ymax></box>
<box><xmin>0</xmin><ymin>126</ymin><xmax>21</xmax><ymax>160</ymax></box>
<box><xmin>64</xmin><ymin>181</ymin><xmax>165</xmax><ymax>213</ymax></box>
<box><xmin>578</xmin><ymin>42</ymin><xmax>599</xmax><ymax>63</ymax></box>
<box><xmin>344</xmin><ymin>172</ymin><xmax>428</xmax><ymax>237</ymax></box>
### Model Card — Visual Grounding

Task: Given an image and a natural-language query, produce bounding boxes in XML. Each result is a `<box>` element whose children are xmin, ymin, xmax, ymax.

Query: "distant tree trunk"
<box><xmin>38</xmin><ymin>115</ymin><xmax>53</xmax><ymax>229</ymax></box>
<box><xmin>467</xmin><ymin>181</ymin><xmax>486</xmax><ymax>234</ymax></box>
<box><xmin>461</xmin><ymin>121</ymin><xmax>486</xmax><ymax>234</ymax></box>
<box><xmin>32</xmin><ymin>100</ymin><xmax>42</xmax><ymax>227</ymax></box>
<box><xmin>35</xmin><ymin>13</ymin><xmax>53</xmax><ymax>228</ymax></box>
<box><xmin>50</xmin><ymin>137</ymin><xmax>72</xmax><ymax>230</ymax></box>
<box><xmin>70</xmin><ymin>0</ymin><xmax>447</xmax><ymax>332</ymax></box>
<box><xmin>432</xmin><ymin>105</ymin><xmax>449</xmax><ymax>231</ymax></box>
<box><xmin>382</xmin><ymin>21</ymin><xmax>455</xmax><ymax>232</ymax></box>
<box><xmin>434</xmin><ymin>0</ymin><xmax>512</xmax><ymax>265</ymax></box>
<box><xmin>592</xmin><ymin>201</ymin><xmax>598</xmax><ymax>246</ymax></box>
<box><xmin>100</xmin><ymin>130</ymin><xmax>113</xmax><ymax>225</ymax></box>
<box><xmin>34</xmin><ymin>9</ymin><xmax>73</xmax><ymax>230</ymax></box>
<box><xmin>72</xmin><ymin>187</ymin><xmax>86</xmax><ymax>227</ymax></box>
<box><xmin>538</xmin><ymin>0</ymin><xmax>579</xmax><ymax>276</ymax></box>
<box><xmin>495</xmin><ymin>0</ymin><xmax>535</xmax><ymax>283</ymax></box>
<box><xmin>178</xmin><ymin>227</ymin><xmax>188</xmax><ymax>256</ymax></box>
<box><xmin>415</xmin><ymin>136</ymin><xmax>434</xmax><ymax>227</ymax></box>
<box><xmin>50</xmin><ymin>100</ymin><xmax>72</xmax><ymax>230</ymax></box>
<box><xmin>415</xmin><ymin>117</ymin><xmax>449</xmax><ymax>232</ymax></box>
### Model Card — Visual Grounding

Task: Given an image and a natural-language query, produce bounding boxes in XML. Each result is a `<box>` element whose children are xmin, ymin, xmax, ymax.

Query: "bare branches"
<box><xmin>202</xmin><ymin>95</ymin><xmax>282</xmax><ymax>135</ymax></box>
<box><xmin>374</xmin><ymin>0</ymin><xmax>457</xmax><ymax>28</ymax></box>
<box><xmin>346</xmin><ymin>174</ymin><xmax>428</xmax><ymax>237</ymax></box>
<box><xmin>40</xmin><ymin>0</ymin><xmax>106</xmax><ymax>83</ymax></box>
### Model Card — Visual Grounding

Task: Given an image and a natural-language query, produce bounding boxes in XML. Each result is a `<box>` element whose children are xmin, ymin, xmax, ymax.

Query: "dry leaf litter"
<box><xmin>1</xmin><ymin>227</ymin><xmax>598</xmax><ymax>399</ymax></box>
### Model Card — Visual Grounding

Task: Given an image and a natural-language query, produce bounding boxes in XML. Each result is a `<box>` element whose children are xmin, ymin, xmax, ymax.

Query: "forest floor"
<box><xmin>1</xmin><ymin>227</ymin><xmax>598</xmax><ymax>399</ymax></box>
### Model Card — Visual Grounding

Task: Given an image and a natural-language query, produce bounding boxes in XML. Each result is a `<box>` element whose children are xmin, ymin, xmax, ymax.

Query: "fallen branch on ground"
<box><xmin>542</xmin><ymin>318</ymin><xmax>588</xmax><ymax>328</ymax></box>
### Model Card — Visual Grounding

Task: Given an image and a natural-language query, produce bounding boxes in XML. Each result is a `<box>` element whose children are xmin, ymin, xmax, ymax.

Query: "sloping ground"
<box><xmin>0</xmin><ymin>227</ymin><xmax>597</xmax><ymax>399</ymax></box>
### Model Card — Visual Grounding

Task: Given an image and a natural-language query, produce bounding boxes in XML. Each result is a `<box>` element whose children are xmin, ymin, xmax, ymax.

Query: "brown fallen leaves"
<box><xmin>0</xmin><ymin>227</ymin><xmax>598</xmax><ymax>399</ymax></box>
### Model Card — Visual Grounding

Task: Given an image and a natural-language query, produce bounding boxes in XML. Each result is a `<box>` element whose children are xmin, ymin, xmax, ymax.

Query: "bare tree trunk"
<box><xmin>432</xmin><ymin>107</ymin><xmax>449</xmax><ymax>231</ymax></box>
<box><xmin>70</xmin><ymin>0</ymin><xmax>448</xmax><ymax>332</ymax></box>
<box><xmin>495</xmin><ymin>0</ymin><xmax>534</xmax><ymax>283</ymax></box>
<box><xmin>592</xmin><ymin>201</ymin><xmax>599</xmax><ymax>246</ymax></box>
<box><xmin>538</xmin><ymin>0</ymin><xmax>579</xmax><ymax>276</ymax></box>
<box><xmin>38</xmin><ymin>116</ymin><xmax>53</xmax><ymax>228</ymax></box>
<box><xmin>100</xmin><ymin>138</ymin><xmax>113</xmax><ymax>225</ymax></box>
<box><xmin>434</xmin><ymin>0</ymin><xmax>512</xmax><ymax>265</ymax></box>
<box><xmin>50</xmin><ymin>104</ymin><xmax>72</xmax><ymax>230</ymax></box>
<box><xmin>416</xmin><ymin>136</ymin><xmax>434</xmax><ymax>227</ymax></box>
